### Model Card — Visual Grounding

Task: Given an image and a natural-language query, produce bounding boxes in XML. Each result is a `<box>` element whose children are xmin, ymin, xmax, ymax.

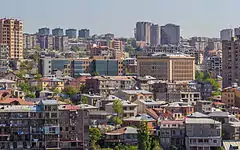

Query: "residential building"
<box><xmin>180</xmin><ymin>91</ymin><xmax>201</xmax><ymax>105</ymax></box>
<box><xmin>0</xmin><ymin>44</ymin><xmax>9</xmax><ymax>74</ymax></box>
<box><xmin>164</xmin><ymin>102</ymin><xmax>194</xmax><ymax>120</ymax></box>
<box><xmin>207</xmin><ymin>52</ymin><xmax>222</xmax><ymax>78</ymax></box>
<box><xmin>105</xmin><ymin>100</ymin><xmax>138</xmax><ymax>118</ymax></box>
<box><xmin>53</xmin><ymin>36</ymin><xmax>68</xmax><ymax>51</ymax></box>
<box><xmin>157</xmin><ymin>120</ymin><xmax>185</xmax><ymax>150</ymax></box>
<box><xmin>38</xmin><ymin>35</ymin><xmax>54</xmax><ymax>49</ymax></box>
<box><xmin>89</xmin><ymin>110</ymin><xmax>115</xmax><ymax>125</ymax></box>
<box><xmin>161</xmin><ymin>23</ymin><xmax>180</xmax><ymax>45</ymax></box>
<box><xmin>0</xmin><ymin>100</ymin><xmax>89</xmax><ymax>149</ymax></box>
<box><xmin>85</xmin><ymin>76</ymin><xmax>136</xmax><ymax>96</ymax></box>
<box><xmin>104</xmin><ymin>127</ymin><xmax>138</xmax><ymax>146</ymax></box>
<box><xmin>222</xmin><ymin>122</ymin><xmax>240</xmax><ymax>140</ymax></box>
<box><xmin>123</xmin><ymin>114</ymin><xmax>156</xmax><ymax>130</ymax></box>
<box><xmin>81</xmin><ymin>94</ymin><xmax>103</xmax><ymax>107</ymax></box>
<box><xmin>135</xmin><ymin>22</ymin><xmax>151</xmax><ymax>44</ymax></box>
<box><xmin>134</xmin><ymin>99</ymin><xmax>161</xmax><ymax>113</ymax></box>
<box><xmin>150</xmin><ymin>24</ymin><xmax>160</xmax><ymax>46</ymax></box>
<box><xmin>195</xmin><ymin>100</ymin><xmax>212</xmax><ymax>113</ymax></box>
<box><xmin>38</xmin><ymin>27</ymin><xmax>50</xmax><ymax>36</ymax></box>
<box><xmin>39</xmin><ymin>77</ymin><xmax>64</xmax><ymax>92</ymax></box>
<box><xmin>79</xmin><ymin>29</ymin><xmax>90</xmax><ymax>38</ymax></box>
<box><xmin>114</xmin><ymin>90</ymin><xmax>153</xmax><ymax>102</ymax></box>
<box><xmin>220</xmin><ymin>29</ymin><xmax>233</xmax><ymax>41</ymax></box>
<box><xmin>105</xmin><ymin>33</ymin><xmax>115</xmax><ymax>39</ymax></box>
<box><xmin>221</xmin><ymin>85</ymin><xmax>240</xmax><ymax>108</ymax></box>
<box><xmin>137</xmin><ymin>53</ymin><xmax>195</xmax><ymax>81</ymax></box>
<box><xmin>222</xmin><ymin>38</ymin><xmax>240</xmax><ymax>88</ymax></box>
<box><xmin>23</xmin><ymin>34</ymin><xmax>38</xmax><ymax>49</ymax></box>
<box><xmin>65</xmin><ymin>29</ymin><xmax>77</xmax><ymax>39</ymax></box>
<box><xmin>0</xmin><ymin>18</ymin><xmax>23</xmax><ymax>59</ymax></box>
<box><xmin>52</xmin><ymin>28</ymin><xmax>64</xmax><ymax>37</ymax></box>
<box><xmin>223</xmin><ymin>140</ymin><xmax>240</xmax><ymax>150</ymax></box>
<box><xmin>185</xmin><ymin>118</ymin><xmax>222</xmax><ymax>150</ymax></box>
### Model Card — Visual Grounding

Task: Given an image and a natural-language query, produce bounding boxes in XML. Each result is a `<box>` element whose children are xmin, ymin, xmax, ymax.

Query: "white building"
<box><xmin>134</xmin><ymin>99</ymin><xmax>162</xmax><ymax>113</ymax></box>
<box><xmin>220</xmin><ymin>29</ymin><xmax>233</xmax><ymax>41</ymax></box>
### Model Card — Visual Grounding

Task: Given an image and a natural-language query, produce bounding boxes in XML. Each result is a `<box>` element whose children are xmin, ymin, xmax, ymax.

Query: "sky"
<box><xmin>1</xmin><ymin>0</ymin><xmax>240</xmax><ymax>38</ymax></box>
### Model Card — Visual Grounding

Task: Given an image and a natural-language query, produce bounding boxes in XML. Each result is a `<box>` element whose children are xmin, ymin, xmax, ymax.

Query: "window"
<box><xmin>66</xmin><ymin>127</ymin><xmax>68</xmax><ymax>131</ymax></box>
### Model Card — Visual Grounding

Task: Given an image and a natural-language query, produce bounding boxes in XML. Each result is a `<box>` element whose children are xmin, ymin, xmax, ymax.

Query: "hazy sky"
<box><xmin>1</xmin><ymin>0</ymin><xmax>240</xmax><ymax>38</ymax></box>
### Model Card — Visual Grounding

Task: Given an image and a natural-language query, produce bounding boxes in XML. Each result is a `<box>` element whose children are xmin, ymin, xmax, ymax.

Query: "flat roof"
<box><xmin>185</xmin><ymin>118</ymin><xmax>220</xmax><ymax>124</ymax></box>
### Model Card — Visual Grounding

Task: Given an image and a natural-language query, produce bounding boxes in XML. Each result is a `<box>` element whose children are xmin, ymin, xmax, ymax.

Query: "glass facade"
<box><xmin>92</xmin><ymin>60</ymin><xmax>118</xmax><ymax>76</ymax></box>
<box><xmin>72</xmin><ymin>60</ymin><xmax>84</xmax><ymax>77</ymax></box>
<box><xmin>51</xmin><ymin>60</ymin><xmax>70</xmax><ymax>72</ymax></box>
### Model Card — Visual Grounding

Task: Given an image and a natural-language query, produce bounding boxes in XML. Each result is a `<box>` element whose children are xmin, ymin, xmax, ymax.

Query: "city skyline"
<box><xmin>2</xmin><ymin>0</ymin><xmax>240</xmax><ymax>38</ymax></box>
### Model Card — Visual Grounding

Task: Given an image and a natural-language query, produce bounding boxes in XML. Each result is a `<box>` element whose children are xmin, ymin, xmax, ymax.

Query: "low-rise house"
<box><xmin>104</xmin><ymin>127</ymin><xmax>138</xmax><ymax>146</ymax></box>
<box><xmin>222</xmin><ymin>85</ymin><xmax>240</xmax><ymax>108</ymax></box>
<box><xmin>180</xmin><ymin>91</ymin><xmax>201</xmax><ymax>105</ymax></box>
<box><xmin>0</xmin><ymin>98</ymin><xmax>33</xmax><ymax>105</ymax></box>
<box><xmin>164</xmin><ymin>102</ymin><xmax>194</xmax><ymax>120</ymax></box>
<box><xmin>39</xmin><ymin>77</ymin><xmax>64</xmax><ymax>92</ymax></box>
<box><xmin>114</xmin><ymin>90</ymin><xmax>153</xmax><ymax>102</ymax></box>
<box><xmin>0</xmin><ymin>79</ymin><xmax>16</xmax><ymax>90</ymax></box>
<box><xmin>100</xmin><ymin>95</ymin><xmax>119</xmax><ymax>110</ymax></box>
<box><xmin>105</xmin><ymin>100</ymin><xmax>138</xmax><ymax>118</ymax></box>
<box><xmin>134</xmin><ymin>99</ymin><xmax>162</xmax><ymax>113</ymax></box>
<box><xmin>81</xmin><ymin>94</ymin><xmax>103</xmax><ymax>107</ymax></box>
<box><xmin>157</xmin><ymin>120</ymin><xmax>185</xmax><ymax>150</ymax></box>
<box><xmin>185</xmin><ymin>117</ymin><xmax>222</xmax><ymax>150</ymax></box>
<box><xmin>146</xmin><ymin>108</ymin><xmax>174</xmax><ymax>121</ymax></box>
<box><xmin>123</xmin><ymin>114</ymin><xmax>157</xmax><ymax>130</ymax></box>
<box><xmin>89</xmin><ymin>110</ymin><xmax>116</xmax><ymax>125</ymax></box>
<box><xmin>195</xmin><ymin>100</ymin><xmax>212</xmax><ymax>113</ymax></box>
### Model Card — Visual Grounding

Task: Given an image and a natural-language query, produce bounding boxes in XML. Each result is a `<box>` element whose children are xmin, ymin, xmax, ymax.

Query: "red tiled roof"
<box><xmin>0</xmin><ymin>98</ymin><xmax>33</xmax><ymax>105</ymax></box>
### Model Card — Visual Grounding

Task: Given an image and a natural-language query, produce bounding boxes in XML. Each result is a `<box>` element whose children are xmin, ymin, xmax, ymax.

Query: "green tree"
<box><xmin>89</xmin><ymin>127</ymin><xmax>102</xmax><ymax>150</ymax></box>
<box><xmin>151</xmin><ymin>139</ymin><xmax>163</xmax><ymax>150</ymax></box>
<box><xmin>25</xmin><ymin>92</ymin><xmax>36</xmax><ymax>98</ymax></box>
<box><xmin>53</xmin><ymin>88</ymin><xmax>60</xmax><ymax>94</ymax></box>
<box><xmin>195</xmin><ymin>71</ymin><xmax>204</xmax><ymax>81</ymax></box>
<box><xmin>63</xmin><ymin>86</ymin><xmax>79</xmax><ymax>96</ymax></box>
<box><xmin>137</xmin><ymin>122</ymin><xmax>151</xmax><ymax>150</ymax></box>
<box><xmin>113</xmin><ymin>99</ymin><xmax>123</xmax><ymax>117</ymax></box>
<box><xmin>112</xmin><ymin>116</ymin><xmax>123</xmax><ymax>125</ymax></box>
<box><xmin>80</xmin><ymin>84</ymin><xmax>86</xmax><ymax>94</ymax></box>
<box><xmin>81</xmin><ymin>95</ymin><xmax>88</xmax><ymax>104</ymax></box>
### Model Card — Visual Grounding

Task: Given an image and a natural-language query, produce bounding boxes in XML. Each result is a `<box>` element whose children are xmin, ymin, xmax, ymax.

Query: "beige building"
<box><xmin>221</xmin><ymin>85</ymin><xmax>240</xmax><ymax>108</ymax></box>
<box><xmin>137</xmin><ymin>53</ymin><xmax>195</xmax><ymax>81</ymax></box>
<box><xmin>0</xmin><ymin>18</ymin><xmax>23</xmax><ymax>59</ymax></box>
<box><xmin>135</xmin><ymin>22</ymin><xmax>151</xmax><ymax>44</ymax></box>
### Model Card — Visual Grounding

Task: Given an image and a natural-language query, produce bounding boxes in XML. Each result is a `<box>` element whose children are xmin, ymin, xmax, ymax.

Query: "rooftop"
<box><xmin>106</xmin><ymin>100</ymin><xmax>138</xmax><ymax>106</ymax></box>
<box><xmin>40</xmin><ymin>100</ymin><xmax>58</xmax><ymax>105</ymax></box>
<box><xmin>123</xmin><ymin>114</ymin><xmax>155</xmax><ymax>122</ymax></box>
<box><xmin>121</xmin><ymin>90</ymin><xmax>152</xmax><ymax>95</ymax></box>
<box><xmin>187</xmin><ymin>112</ymin><xmax>210</xmax><ymax>118</ymax></box>
<box><xmin>185</xmin><ymin>118</ymin><xmax>220</xmax><ymax>124</ymax></box>
<box><xmin>105</xmin><ymin>126</ymin><xmax>137</xmax><ymax>135</ymax></box>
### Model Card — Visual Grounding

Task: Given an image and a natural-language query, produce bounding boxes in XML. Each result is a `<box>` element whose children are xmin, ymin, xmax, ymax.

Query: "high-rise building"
<box><xmin>0</xmin><ymin>44</ymin><xmax>9</xmax><ymax>74</ymax></box>
<box><xmin>79</xmin><ymin>29</ymin><xmax>90</xmax><ymax>38</ymax></box>
<box><xmin>52</xmin><ymin>28</ymin><xmax>64</xmax><ymax>37</ymax></box>
<box><xmin>38</xmin><ymin>27</ymin><xmax>50</xmax><ymax>36</ymax></box>
<box><xmin>54</xmin><ymin>36</ymin><xmax>68</xmax><ymax>51</ymax></box>
<box><xmin>23</xmin><ymin>34</ymin><xmax>38</xmax><ymax>49</ymax></box>
<box><xmin>137</xmin><ymin>53</ymin><xmax>195</xmax><ymax>81</ymax></box>
<box><xmin>135</xmin><ymin>22</ymin><xmax>151</xmax><ymax>44</ymax></box>
<box><xmin>65</xmin><ymin>29</ymin><xmax>77</xmax><ymax>39</ymax></box>
<box><xmin>150</xmin><ymin>24</ymin><xmax>160</xmax><ymax>46</ymax></box>
<box><xmin>39</xmin><ymin>35</ymin><xmax>54</xmax><ymax>49</ymax></box>
<box><xmin>161</xmin><ymin>23</ymin><xmax>180</xmax><ymax>45</ymax></box>
<box><xmin>0</xmin><ymin>18</ymin><xmax>23</xmax><ymax>59</ymax></box>
<box><xmin>220</xmin><ymin>29</ymin><xmax>233</xmax><ymax>41</ymax></box>
<box><xmin>222</xmin><ymin>38</ymin><xmax>240</xmax><ymax>88</ymax></box>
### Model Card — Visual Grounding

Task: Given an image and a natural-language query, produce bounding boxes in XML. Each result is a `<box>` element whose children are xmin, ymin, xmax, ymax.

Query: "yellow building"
<box><xmin>137</xmin><ymin>53</ymin><xmax>195</xmax><ymax>81</ymax></box>
<box><xmin>222</xmin><ymin>86</ymin><xmax>240</xmax><ymax>108</ymax></box>
<box><xmin>40</xmin><ymin>78</ymin><xmax>64</xmax><ymax>92</ymax></box>
<box><xmin>0</xmin><ymin>18</ymin><xmax>23</xmax><ymax>59</ymax></box>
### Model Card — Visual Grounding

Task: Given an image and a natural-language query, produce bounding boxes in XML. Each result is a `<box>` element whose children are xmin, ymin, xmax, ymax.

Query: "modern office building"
<box><xmin>65</xmin><ymin>29</ymin><xmax>77</xmax><ymax>39</ymax></box>
<box><xmin>79</xmin><ymin>29</ymin><xmax>90</xmax><ymax>38</ymax></box>
<box><xmin>23</xmin><ymin>34</ymin><xmax>38</xmax><ymax>50</ymax></box>
<box><xmin>161</xmin><ymin>23</ymin><xmax>180</xmax><ymax>45</ymax></box>
<box><xmin>91</xmin><ymin>59</ymin><xmax>119</xmax><ymax>76</ymax></box>
<box><xmin>220</xmin><ymin>29</ymin><xmax>233</xmax><ymax>41</ymax></box>
<box><xmin>0</xmin><ymin>100</ymin><xmax>89</xmax><ymax>149</ymax></box>
<box><xmin>135</xmin><ymin>22</ymin><xmax>151</xmax><ymax>44</ymax></box>
<box><xmin>0</xmin><ymin>18</ymin><xmax>23</xmax><ymax>59</ymax></box>
<box><xmin>38</xmin><ymin>27</ymin><xmax>50</xmax><ymax>36</ymax></box>
<box><xmin>222</xmin><ymin>38</ymin><xmax>240</xmax><ymax>88</ymax></box>
<box><xmin>52</xmin><ymin>28</ymin><xmax>64</xmax><ymax>37</ymax></box>
<box><xmin>150</xmin><ymin>24</ymin><xmax>160</xmax><ymax>46</ymax></box>
<box><xmin>137</xmin><ymin>53</ymin><xmax>195</xmax><ymax>81</ymax></box>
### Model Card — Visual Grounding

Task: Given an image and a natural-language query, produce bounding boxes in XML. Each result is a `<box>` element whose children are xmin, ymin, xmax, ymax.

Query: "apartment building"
<box><xmin>23</xmin><ymin>34</ymin><xmax>38</xmax><ymax>50</ymax></box>
<box><xmin>180</xmin><ymin>91</ymin><xmax>201</xmax><ymax>105</ymax></box>
<box><xmin>78</xmin><ymin>29</ymin><xmax>90</xmax><ymax>38</ymax></box>
<box><xmin>39</xmin><ymin>77</ymin><xmax>64</xmax><ymax>92</ymax></box>
<box><xmin>0</xmin><ymin>18</ymin><xmax>23</xmax><ymax>59</ymax></box>
<box><xmin>134</xmin><ymin>99</ymin><xmax>161</xmax><ymax>113</ymax></box>
<box><xmin>85</xmin><ymin>76</ymin><xmax>136</xmax><ymax>96</ymax></box>
<box><xmin>114</xmin><ymin>90</ymin><xmax>153</xmax><ymax>102</ymax></box>
<box><xmin>157</xmin><ymin>120</ymin><xmax>185</xmax><ymax>150</ymax></box>
<box><xmin>137</xmin><ymin>53</ymin><xmax>195</xmax><ymax>81</ymax></box>
<box><xmin>105</xmin><ymin>100</ymin><xmax>138</xmax><ymax>118</ymax></box>
<box><xmin>65</xmin><ymin>29</ymin><xmax>77</xmax><ymax>39</ymax></box>
<box><xmin>185</xmin><ymin>118</ymin><xmax>222</xmax><ymax>150</ymax></box>
<box><xmin>195</xmin><ymin>100</ymin><xmax>212</xmax><ymax>113</ymax></box>
<box><xmin>0</xmin><ymin>100</ymin><xmax>89</xmax><ymax>149</ymax></box>
<box><xmin>0</xmin><ymin>44</ymin><xmax>9</xmax><ymax>74</ymax></box>
<box><xmin>161</xmin><ymin>24</ymin><xmax>180</xmax><ymax>45</ymax></box>
<box><xmin>222</xmin><ymin>38</ymin><xmax>240</xmax><ymax>88</ymax></box>
<box><xmin>135</xmin><ymin>22</ymin><xmax>151</xmax><ymax>44</ymax></box>
<box><xmin>221</xmin><ymin>85</ymin><xmax>240</xmax><ymax>108</ymax></box>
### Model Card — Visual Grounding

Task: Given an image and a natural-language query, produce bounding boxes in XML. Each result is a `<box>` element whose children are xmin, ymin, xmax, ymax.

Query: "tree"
<box><xmin>151</xmin><ymin>139</ymin><xmax>163</xmax><ymax>150</ymax></box>
<box><xmin>81</xmin><ymin>95</ymin><xmax>88</xmax><ymax>104</ymax></box>
<box><xmin>112</xmin><ymin>116</ymin><xmax>123</xmax><ymax>125</ymax></box>
<box><xmin>195</xmin><ymin>71</ymin><xmax>204</xmax><ymax>81</ymax></box>
<box><xmin>113</xmin><ymin>99</ymin><xmax>123</xmax><ymax>117</ymax></box>
<box><xmin>80</xmin><ymin>84</ymin><xmax>86</xmax><ymax>94</ymax></box>
<box><xmin>53</xmin><ymin>88</ymin><xmax>60</xmax><ymax>94</ymax></box>
<box><xmin>89</xmin><ymin>127</ymin><xmax>102</xmax><ymax>150</ymax></box>
<box><xmin>137</xmin><ymin>122</ymin><xmax>151</xmax><ymax>150</ymax></box>
<box><xmin>63</xmin><ymin>86</ymin><xmax>79</xmax><ymax>96</ymax></box>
